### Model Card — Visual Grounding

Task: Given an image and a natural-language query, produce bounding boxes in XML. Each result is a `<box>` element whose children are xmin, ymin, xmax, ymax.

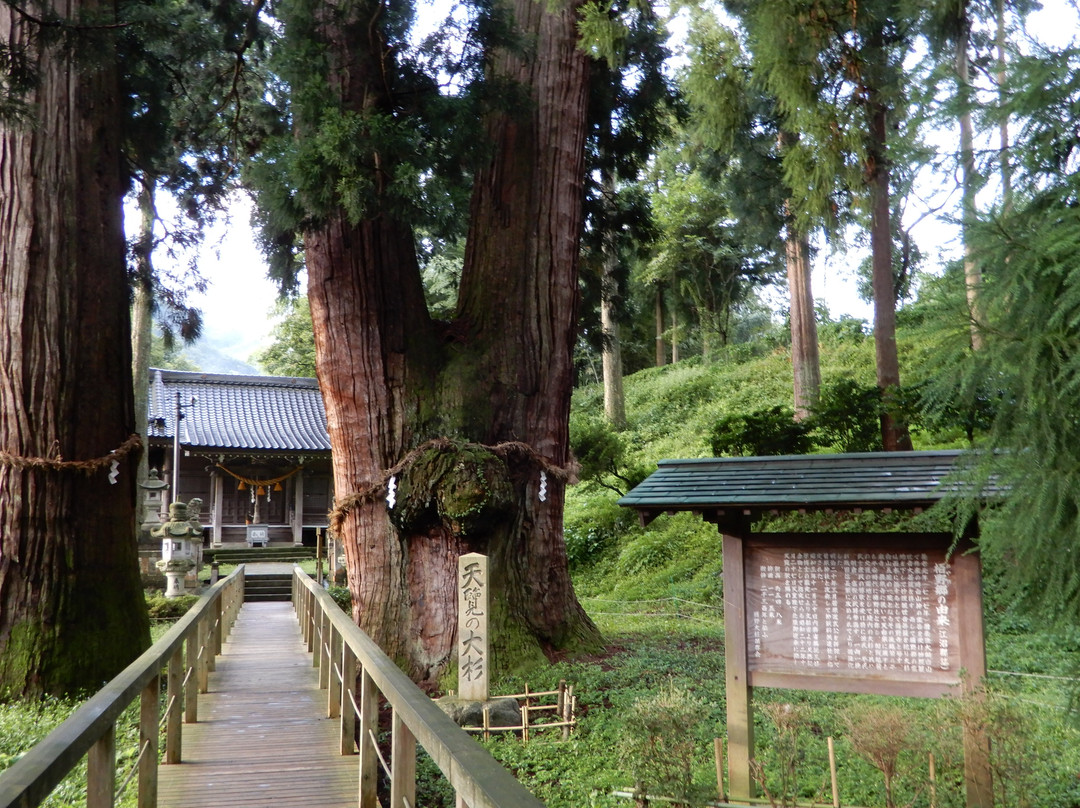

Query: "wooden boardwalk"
<box><xmin>158</xmin><ymin>601</ymin><xmax>358</xmax><ymax>808</ymax></box>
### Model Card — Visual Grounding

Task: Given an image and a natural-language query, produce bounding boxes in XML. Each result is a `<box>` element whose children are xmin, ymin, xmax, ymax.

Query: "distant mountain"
<box><xmin>184</xmin><ymin>339</ymin><xmax>262</xmax><ymax>375</ymax></box>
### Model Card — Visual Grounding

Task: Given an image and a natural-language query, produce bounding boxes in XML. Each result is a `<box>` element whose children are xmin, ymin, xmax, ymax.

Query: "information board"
<box><xmin>746</xmin><ymin>544</ymin><xmax>959</xmax><ymax>688</ymax></box>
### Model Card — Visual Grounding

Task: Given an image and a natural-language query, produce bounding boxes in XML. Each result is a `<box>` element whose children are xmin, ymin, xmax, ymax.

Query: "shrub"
<box><xmin>619</xmin><ymin>682</ymin><xmax>711</xmax><ymax>806</ymax></box>
<box><xmin>570</xmin><ymin>412</ymin><xmax>649</xmax><ymax>496</ymax></box>
<box><xmin>709</xmin><ymin>406</ymin><xmax>814</xmax><ymax>457</ymax></box>
<box><xmin>808</xmin><ymin>377</ymin><xmax>883</xmax><ymax>453</ymax></box>
<box><xmin>145</xmin><ymin>593</ymin><xmax>199</xmax><ymax>620</ymax></box>
<box><xmin>326</xmin><ymin>585</ymin><xmax>352</xmax><ymax>613</ymax></box>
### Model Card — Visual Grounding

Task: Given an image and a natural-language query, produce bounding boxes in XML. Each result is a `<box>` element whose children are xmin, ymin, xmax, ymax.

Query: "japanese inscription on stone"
<box><xmin>745</xmin><ymin>544</ymin><xmax>960</xmax><ymax>685</ymax></box>
<box><xmin>458</xmin><ymin>552</ymin><xmax>489</xmax><ymax>700</ymax></box>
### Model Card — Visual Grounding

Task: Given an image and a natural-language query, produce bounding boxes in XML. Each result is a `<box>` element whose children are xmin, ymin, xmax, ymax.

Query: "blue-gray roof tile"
<box><xmin>148</xmin><ymin>369</ymin><xmax>330</xmax><ymax>453</ymax></box>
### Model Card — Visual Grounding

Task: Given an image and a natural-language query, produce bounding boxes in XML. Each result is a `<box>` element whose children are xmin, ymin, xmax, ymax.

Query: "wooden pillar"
<box><xmin>328</xmin><ymin>625</ymin><xmax>343</xmax><ymax>719</ymax></box>
<box><xmin>138</xmin><ymin>676</ymin><xmax>159</xmax><ymax>808</ymax></box>
<box><xmin>292</xmin><ymin>470</ymin><xmax>304</xmax><ymax>546</ymax></box>
<box><xmin>722</xmin><ymin>531</ymin><xmax>755</xmax><ymax>801</ymax></box>
<box><xmin>340</xmin><ymin>644</ymin><xmax>357</xmax><ymax>755</ymax></box>
<box><xmin>87</xmin><ymin>725</ymin><xmax>116</xmax><ymax>808</ymax></box>
<box><xmin>166</xmin><ymin>648</ymin><xmax>183</xmax><ymax>763</ymax></box>
<box><xmin>359</xmin><ymin>669</ymin><xmax>379</xmax><ymax>808</ymax></box>
<box><xmin>390</xmin><ymin>708</ymin><xmax>416</xmax><ymax>808</ymax></box>
<box><xmin>211</xmin><ymin>471</ymin><xmax>224</xmax><ymax>547</ymax></box>
<box><xmin>956</xmin><ymin>551</ymin><xmax>993</xmax><ymax>808</ymax></box>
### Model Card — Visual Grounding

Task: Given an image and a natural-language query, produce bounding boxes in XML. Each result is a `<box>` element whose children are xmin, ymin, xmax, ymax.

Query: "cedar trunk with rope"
<box><xmin>0</xmin><ymin>0</ymin><xmax>151</xmax><ymax>696</ymax></box>
<box><xmin>299</xmin><ymin>0</ymin><xmax>602</xmax><ymax>684</ymax></box>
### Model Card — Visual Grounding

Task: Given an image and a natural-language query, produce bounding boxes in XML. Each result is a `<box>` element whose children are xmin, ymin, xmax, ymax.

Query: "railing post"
<box><xmin>197</xmin><ymin>616</ymin><xmax>210</xmax><ymax>693</ymax></box>
<box><xmin>328</xmin><ymin>624</ymin><xmax>342</xmax><ymax>718</ymax></box>
<box><xmin>185</xmin><ymin>623</ymin><xmax>199</xmax><ymax>723</ymax></box>
<box><xmin>86</xmin><ymin>723</ymin><xmax>116</xmax><ymax>808</ymax></box>
<box><xmin>213</xmin><ymin>590</ymin><xmax>224</xmax><ymax>656</ymax></box>
<box><xmin>389</xmin><ymin>707</ymin><xmax>416</xmax><ymax>808</ymax></box>
<box><xmin>340</xmin><ymin>643</ymin><xmax>357</xmax><ymax>755</ymax></box>
<box><xmin>358</xmin><ymin>669</ymin><xmax>379</xmax><ymax>808</ymax></box>
<box><xmin>318</xmin><ymin>610</ymin><xmax>331</xmax><ymax>684</ymax></box>
<box><xmin>138</xmin><ymin>676</ymin><xmax>159</xmax><ymax>808</ymax></box>
<box><xmin>166</xmin><ymin>647</ymin><xmax>183</xmax><ymax>762</ymax></box>
<box><xmin>307</xmin><ymin>590</ymin><xmax>317</xmax><ymax>655</ymax></box>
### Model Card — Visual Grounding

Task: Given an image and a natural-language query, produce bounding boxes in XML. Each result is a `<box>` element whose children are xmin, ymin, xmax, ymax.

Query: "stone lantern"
<box><xmin>153</xmin><ymin>501</ymin><xmax>199</xmax><ymax>598</ymax></box>
<box><xmin>139</xmin><ymin>468</ymin><xmax>169</xmax><ymax>536</ymax></box>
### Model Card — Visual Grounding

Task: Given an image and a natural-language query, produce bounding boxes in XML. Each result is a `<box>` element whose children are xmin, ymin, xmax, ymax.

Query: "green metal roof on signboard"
<box><xmin>617</xmin><ymin>450</ymin><xmax>971</xmax><ymax>518</ymax></box>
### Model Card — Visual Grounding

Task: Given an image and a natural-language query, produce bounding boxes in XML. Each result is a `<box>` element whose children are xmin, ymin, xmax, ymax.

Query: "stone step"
<box><xmin>244</xmin><ymin>574</ymin><xmax>293</xmax><ymax>603</ymax></box>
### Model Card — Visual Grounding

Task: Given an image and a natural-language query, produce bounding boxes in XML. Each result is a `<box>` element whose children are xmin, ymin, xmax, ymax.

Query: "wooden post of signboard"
<box><xmin>722</xmin><ymin>532</ymin><xmax>754</xmax><ymax>802</ymax></box>
<box><xmin>955</xmin><ymin>551</ymin><xmax>992</xmax><ymax>808</ymax></box>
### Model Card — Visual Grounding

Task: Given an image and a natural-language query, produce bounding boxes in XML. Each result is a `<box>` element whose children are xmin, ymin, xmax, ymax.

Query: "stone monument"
<box><xmin>458</xmin><ymin>552</ymin><xmax>489</xmax><ymax>701</ymax></box>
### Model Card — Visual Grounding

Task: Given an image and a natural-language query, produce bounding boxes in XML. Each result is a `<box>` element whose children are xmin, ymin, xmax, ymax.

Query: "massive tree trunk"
<box><xmin>867</xmin><ymin>98</ymin><xmax>913</xmax><ymax>452</ymax></box>
<box><xmin>0</xmin><ymin>0</ymin><xmax>151</xmax><ymax>697</ymax></box>
<box><xmin>304</xmin><ymin>0</ymin><xmax>601</xmax><ymax>686</ymax></box>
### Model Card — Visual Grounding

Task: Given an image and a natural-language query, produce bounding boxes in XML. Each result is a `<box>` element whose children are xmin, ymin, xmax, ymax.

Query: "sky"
<box><xmin>173</xmin><ymin>0</ymin><xmax>1076</xmax><ymax>367</ymax></box>
<box><xmin>184</xmin><ymin>194</ymin><xmax>283</xmax><ymax>367</ymax></box>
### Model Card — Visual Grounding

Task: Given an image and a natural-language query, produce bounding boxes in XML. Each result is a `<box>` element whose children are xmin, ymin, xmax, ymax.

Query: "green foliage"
<box><xmin>254</xmin><ymin>296</ymin><xmax>316</xmax><ymax>377</ymax></box>
<box><xmin>808</xmin><ymin>377</ymin><xmax>883</xmax><ymax>453</ymax></box>
<box><xmin>563</xmin><ymin>493</ymin><xmax>634</xmax><ymax>572</ymax></box>
<box><xmin>619</xmin><ymin>682</ymin><xmax>712</xmax><ymax>806</ymax></box>
<box><xmin>570</xmin><ymin>412</ymin><xmax>648</xmax><ymax>496</ymax></box>
<box><xmin>144</xmin><ymin>593</ymin><xmax>199</xmax><ymax>620</ymax></box>
<box><xmin>148</xmin><ymin>329</ymin><xmax>199</xmax><ymax>371</ymax></box>
<box><xmin>709</xmin><ymin>405</ymin><xmax>813</xmax><ymax>456</ymax></box>
<box><xmin>326</xmin><ymin>585</ymin><xmax>352</xmax><ymax>613</ymax></box>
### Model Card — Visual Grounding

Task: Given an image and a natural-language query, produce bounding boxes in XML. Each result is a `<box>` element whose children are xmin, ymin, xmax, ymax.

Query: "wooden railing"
<box><xmin>0</xmin><ymin>567</ymin><xmax>246</xmax><ymax>808</ymax></box>
<box><xmin>292</xmin><ymin>568</ymin><xmax>546</xmax><ymax>808</ymax></box>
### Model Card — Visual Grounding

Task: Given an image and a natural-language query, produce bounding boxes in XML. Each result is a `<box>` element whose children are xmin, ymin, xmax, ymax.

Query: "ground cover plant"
<box><xmin>474</xmin><ymin>608</ymin><xmax>1080</xmax><ymax>808</ymax></box>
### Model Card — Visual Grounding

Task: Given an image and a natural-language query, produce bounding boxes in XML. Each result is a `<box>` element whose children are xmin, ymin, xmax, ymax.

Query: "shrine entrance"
<box><xmin>618</xmin><ymin>450</ymin><xmax>994</xmax><ymax>808</ymax></box>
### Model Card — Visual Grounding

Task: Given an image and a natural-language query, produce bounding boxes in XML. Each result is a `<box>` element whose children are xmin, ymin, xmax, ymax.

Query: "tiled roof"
<box><xmin>148</xmin><ymin>369</ymin><xmax>330</xmax><ymax>453</ymax></box>
<box><xmin>618</xmin><ymin>451</ymin><xmax>975</xmax><ymax>516</ymax></box>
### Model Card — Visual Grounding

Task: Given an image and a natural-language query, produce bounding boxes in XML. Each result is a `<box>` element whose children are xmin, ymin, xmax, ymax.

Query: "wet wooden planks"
<box><xmin>158</xmin><ymin>602</ymin><xmax>358</xmax><ymax>808</ymax></box>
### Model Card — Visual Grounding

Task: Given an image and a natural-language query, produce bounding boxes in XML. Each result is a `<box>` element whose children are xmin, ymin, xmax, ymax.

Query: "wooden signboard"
<box><xmin>723</xmin><ymin>532</ymin><xmax>989</xmax><ymax>807</ymax></box>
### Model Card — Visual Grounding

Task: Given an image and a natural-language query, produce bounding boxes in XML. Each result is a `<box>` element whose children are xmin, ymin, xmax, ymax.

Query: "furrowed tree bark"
<box><xmin>867</xmin><ymin>98</ymin><xmax>913</xmax><ymax>452</ymax></box>
<box><xmin>304</xmin><ymin>0</ymin><xmax>601</xmax><ymax>685</ymax></box>
<box><xmin>0</xmin><ymin>0</ymin><xmax>150</xmax><ymax>697</ymax></box>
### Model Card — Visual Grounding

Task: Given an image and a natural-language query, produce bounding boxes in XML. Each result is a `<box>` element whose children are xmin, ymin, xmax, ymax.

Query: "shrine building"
<box><xmin>145</xmin><ymin>369</ymin><xmax>333</xmax><ymax>547</ymax></box>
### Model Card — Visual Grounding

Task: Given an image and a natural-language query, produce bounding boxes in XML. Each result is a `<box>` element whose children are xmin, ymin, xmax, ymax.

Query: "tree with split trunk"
<box><xmin>0</xmin><ymin>0</ymin><xmax>150</xmax><ymax>696</ymax></box>
<box><xmin>258</xmin><ymin>0</ymin><xmax>602</xmax><ymax>684</ymax></box>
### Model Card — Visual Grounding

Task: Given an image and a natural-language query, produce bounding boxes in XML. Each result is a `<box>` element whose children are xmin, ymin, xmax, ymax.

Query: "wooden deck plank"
<box><xmin>158</xmin><ymin>602</ymin><xmax>358</xmax><ymax>808</ymax></box>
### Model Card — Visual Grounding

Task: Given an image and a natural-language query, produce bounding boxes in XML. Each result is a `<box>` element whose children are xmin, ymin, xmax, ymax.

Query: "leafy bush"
<box><xmin>570</xmin><ymin>413</ymin><xmax>649</xmax><ymax>496</ymax></box>
<box><xmin>326</xmin><ymin>585</ymin><xmax>352</xmax><ymax>613</ymax></box>
<box><xmin>563</xmin><ymin>494</ymin><xmax>632</xmax><ymax>570</ymax></box>
<box><xmin>619</xmin><ymin>682</ymin><xmax>712</xmax><ymax>806</ymax></box>
<box><xmin>807</xmin><ymin>377</ymin><xmax>883</xmax><ymax>453</ymax></box>
<box><xmin>709</xmin><ymin>405</ymin><xmax>814</xmax><ymax>457</ymax></box>
<box><xmin>145</xmin><ymin>593</ymin><xmax>199</xmax><ymax>619</ymax></box>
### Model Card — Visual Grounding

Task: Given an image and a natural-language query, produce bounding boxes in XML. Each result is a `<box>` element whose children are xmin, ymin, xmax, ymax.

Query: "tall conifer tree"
<box><xmin>0</xmin><ymin>0</ymin><xmax>150</xmax><ymax>696</ymax></box>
